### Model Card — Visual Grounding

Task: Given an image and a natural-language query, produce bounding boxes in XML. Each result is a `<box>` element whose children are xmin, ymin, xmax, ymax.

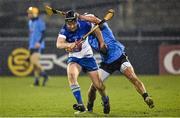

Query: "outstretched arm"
<box><xmin>78</xmin><ymin>14</ymin><xmax>107</xmax><ymax>54</ymax></box>
<box><xmin>94</xmin><ymin>27</ymin><xmax>104</xmax><ymax>47</ymax></box>
<box><xmin>78</xmin><ymin>14</ymin><xmax>101</xmax><ymax>24</ymax></box>
<box><xmin>94</xmin><ymin>27</ymin><xmax>107</xmax><ymax>55</ymax></box>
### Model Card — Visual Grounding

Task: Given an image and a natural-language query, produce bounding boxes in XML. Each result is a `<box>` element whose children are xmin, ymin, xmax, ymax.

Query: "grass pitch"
<box><xmin>0</xmin><ymin>75</ymin><xmax>180</xmax><ymax>117</ymax></box>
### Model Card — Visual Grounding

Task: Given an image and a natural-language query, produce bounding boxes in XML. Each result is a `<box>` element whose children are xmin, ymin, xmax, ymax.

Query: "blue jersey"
<box><xmin>59</xmin><ymin>20</ymin><xmax>94</xmax><ymax>58</ymax></box>
<box><xmin>58</xmin><ymin>20</ymin><xmax>98</xmax><ymax>71</ymax></box>
<box><xmin>89</xmin><ymin>23</ymin><xmax>125</xmax><ymax>64</ymax></box>
<box><xmin>28</xmin><ymin>17</ymin><xmax>46</xmax><ymax>49</ymax></box>
<box><xmin>59</xmin><ymin>20</ymin><xmax>92</xmax><ymax>43</ymax></box>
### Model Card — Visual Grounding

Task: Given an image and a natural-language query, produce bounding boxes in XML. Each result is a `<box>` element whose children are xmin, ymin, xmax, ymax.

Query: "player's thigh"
<box><xmin>88</xmin><ymin>70</ymin><xmax>103</xmax><ymax>89</ymax></box>
<box><xmin>67</xmin><ymin>62</ymin><xmax>81</xmax><ymax>84</ymax></box>
<box><xmin>121</xmin><ymin>62</ymin><xmax>137</xmax><ymax>80</ymax></box>
<box><xmin>30</xmin><ymin>53</ymin><xmax>40</xmax><ymax>65</ymax></box>
<box><xmin>30</xmin><ymin>53</ymin><xmax>42</xmax><ymax>70</ymax></box>
<box><xmin>98</xmin><ymin>68</ymin><xmax>110</xmax><ymax>82</ymax></box>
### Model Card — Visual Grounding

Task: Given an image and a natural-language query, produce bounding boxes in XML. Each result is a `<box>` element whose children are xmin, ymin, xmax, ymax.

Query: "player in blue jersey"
<box><xmin>77</xmin><ymin>13</ymin><xmax>154</xmax><ymax>112</ymax></box>
<box><xmin>56</xmin><ymin>10</ymin><xmax>110</xmax><ymax>114</ymax></box>
<box><xmin>27</xmin><ymin>7</ymin><xmax>48</xmax><ymax>86</ymax></box>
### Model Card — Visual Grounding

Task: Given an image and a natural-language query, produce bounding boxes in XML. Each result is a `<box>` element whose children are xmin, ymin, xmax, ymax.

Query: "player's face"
<box><xmin>66</xmin><ymin>21</ymin><xmax>77</xmax><ymax>32</ymax></box>
<box><xmin>28</xmin><ymin>13</ymin><xmax>33</xmax><ymax>19</ymax></box>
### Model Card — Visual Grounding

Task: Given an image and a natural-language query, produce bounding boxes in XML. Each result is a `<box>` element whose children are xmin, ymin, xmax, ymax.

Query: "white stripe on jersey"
<box><xmin>58</xmin><ymin>34</ymin><xmax>66</xmax><ymax>39</ymax></box>
<box><xmin>69</xmin><ymin>37</ymin><xmax>93</xmax><ymax>58</ymax></box>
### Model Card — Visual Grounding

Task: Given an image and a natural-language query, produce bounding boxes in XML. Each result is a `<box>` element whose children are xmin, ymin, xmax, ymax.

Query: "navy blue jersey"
<box><xmin>58</xmin><ymin>20</ymin><xmax>94</xmax><ymax>58</ymax></box>
<box><xmin>59</xmin><ymin>20</ymin><xmax>92</xmax><ymax>42</ymax></box>
<box><xmin>89</xmin><ymin>23</ymin><xmax>125</xmax><ymax>64</ymax></box>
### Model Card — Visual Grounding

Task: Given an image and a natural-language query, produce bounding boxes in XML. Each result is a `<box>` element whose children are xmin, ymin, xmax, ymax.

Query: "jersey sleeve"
<box><xmin>58</xmin><ymin>27</ymin><xmax>67</xmax><ymax>39</ymax></box>
<box><xmin>85</xmin><ymin>21</ymin><xmax>93</xmax><ymax>32</ymax></box>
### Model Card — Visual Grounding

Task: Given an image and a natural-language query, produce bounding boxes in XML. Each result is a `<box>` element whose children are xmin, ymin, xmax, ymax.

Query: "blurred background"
<box><xmin>0</xmin><ymin>0</ymin><xmax>180</xmax><ymax>76</ymax></box>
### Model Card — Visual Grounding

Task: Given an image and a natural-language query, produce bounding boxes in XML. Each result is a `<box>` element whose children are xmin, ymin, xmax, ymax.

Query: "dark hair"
<box><xmin>65</xmin><ymin>10</ymin><xmax>77</xmax><ymax>22</ymax></box>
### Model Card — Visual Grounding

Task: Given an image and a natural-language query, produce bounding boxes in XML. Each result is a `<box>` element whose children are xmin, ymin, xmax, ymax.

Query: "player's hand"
<box><xmin>65</xmin><ymin>48</ymin><xmax>72</xmax><ymax>52</ymax></box>
<box><xmin>74</xmin><ymin>39</ymin><xmax>82</xmax><ymax>52</ymax></box>
<box><xmin>65</xmin><ymin>42</ymin><xmax>76</xmax><ymax>52</ymax></box>
<box><xmin>75</xmin><ymin>12</ymin><xmax>80</xmax><ymax>18</ymax></box>
<box><xmin>100</xmin><ymin>43</ymin><xmax>108</xmax><ymax>55</ymax></box>
<box><xmin>75</xmin><ymin>39</ymin><xmax>82</xmax><ymax>47</ymax></box>
<box><xmin>65</xmin><ymin>40</ymin><xmax>82</xmax><ymax>52</ymax></box>
<box><xmin>35</xmin><ymin>43</ymin><xmax>41</xmax><ymax>49</ymax></box>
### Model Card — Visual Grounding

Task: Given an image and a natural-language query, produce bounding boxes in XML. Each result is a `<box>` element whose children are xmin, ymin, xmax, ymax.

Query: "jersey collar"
<box><xmin>65</xmin><ymin>20</ymin><xmax>80</xmax><ymax>32</ymax></box>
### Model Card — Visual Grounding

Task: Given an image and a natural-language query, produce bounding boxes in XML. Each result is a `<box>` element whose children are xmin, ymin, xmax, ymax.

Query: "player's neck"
<box><xmin>31</xmin><ymin>17</ymin><xmax>39</xmax><ymax>21</ymax></box>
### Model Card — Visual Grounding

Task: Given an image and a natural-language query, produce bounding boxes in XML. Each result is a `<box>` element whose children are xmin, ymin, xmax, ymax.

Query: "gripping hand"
<box><xmin>100</xmin><ymin>44</ymin><xmax>108</xmax><ymax>55</ymax></box>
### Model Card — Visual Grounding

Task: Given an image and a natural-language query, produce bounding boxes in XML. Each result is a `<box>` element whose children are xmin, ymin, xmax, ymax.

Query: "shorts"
<box><xmin>100</xmin><ymin>53</ymin><xmax>131</xmax><ymax>74</ymax></box>
<box><xmin>30</xmin><ymin>48</ymin><xmax>44</xmax><ymax>55</ymax></box>
<box><xmin>67</xmin><ymin>57</ymin><xmax>98</xmax><ymax>72</ymax></box>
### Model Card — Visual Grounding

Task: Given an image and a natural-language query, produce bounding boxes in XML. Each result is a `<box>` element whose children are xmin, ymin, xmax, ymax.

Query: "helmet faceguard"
<box><xmin>65</xmin><ymin>10</ymin><xmax>77</xmax><ymax>23</ymax></box>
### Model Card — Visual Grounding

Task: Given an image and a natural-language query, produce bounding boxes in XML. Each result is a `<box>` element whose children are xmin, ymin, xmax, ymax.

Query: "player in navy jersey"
<box><xmin>77</xmin><ymin>13</ymin><xmax>154</xmax><ymax>112</ymax></box>
<box><xmin>27</xmin><ymin>7</ymin><xmax>48</xmax><ymax>86</ymax></box>
<box><xmin>56</xmin><ymin>10</ymin><xmax>110</xmax><ymax>114</ymax></box>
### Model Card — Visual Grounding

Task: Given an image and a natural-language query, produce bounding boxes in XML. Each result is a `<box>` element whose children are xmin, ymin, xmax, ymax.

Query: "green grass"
<box><xmin>0</xmin><ymin>75</ymin><xmax>180</xmax><ymax>117</ymax></box>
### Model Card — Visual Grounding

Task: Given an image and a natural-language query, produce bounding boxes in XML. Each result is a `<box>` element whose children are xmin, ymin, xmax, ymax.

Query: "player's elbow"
<box><xmin>56</xmin><ymin>43</ymin><xmax>59</xmax><ymax>48</ymax></box>
<box><xmin>56</xmin><ymin>42</ymin><xmax>63</xmax><ymax>49</ymax></box>
<box><xmin>56</xmin><ymin>37</ymin><xmax>65</xmax><ymax>49</ymax></box>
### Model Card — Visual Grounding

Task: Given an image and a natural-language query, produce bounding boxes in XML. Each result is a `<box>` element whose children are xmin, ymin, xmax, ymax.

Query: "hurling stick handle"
<box><xmin>82</xmin><ymin>25</ymin><xmax>99</xmax><ymax>40</ymax></box>
<box><xmin>54</xmin><ymin>9</ymin><xmax>66</xmax><ymax>16</ymax></box>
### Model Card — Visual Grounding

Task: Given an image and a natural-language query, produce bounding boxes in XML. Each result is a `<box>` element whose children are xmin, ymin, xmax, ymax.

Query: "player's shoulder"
<box><xmin>28</xmin><ymin>20</ymin><xmax>32</xmax><ymax>24</ymax></box>
<box><xmin>59</xmin><ymin>25</ymin><xmax>68</xmax><ymax>35</ymax></box>
<box><xmin>78</xmin><ymin>20</ymin><xmax>91</xmax><ymax>26</ymax></box>
<box><xmin>37</xmin><ymin>17</ymin><xmax>45</xmax><ymax>23</ymax></box>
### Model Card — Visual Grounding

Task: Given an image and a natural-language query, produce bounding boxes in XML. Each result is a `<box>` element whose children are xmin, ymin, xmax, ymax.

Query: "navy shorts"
<box><xmin>100</xmin><ymin>53</ymin><xmax>129</xmax><ymax>74</ymax></box>
<box><xmin>30</xmin><ymin>48</ymin><xmax>44</xmax><ymax>55</ymax></box>
<box><xmin>67</xmin><ymin>57</ymin><xmax>98</xmax><ymax>72</ymax></box>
